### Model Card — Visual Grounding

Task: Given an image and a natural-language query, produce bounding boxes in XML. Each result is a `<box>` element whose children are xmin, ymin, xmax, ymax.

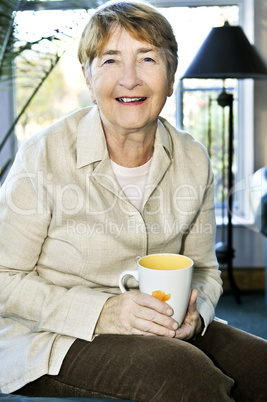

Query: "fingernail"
<box><xmin>173</xmin><ymin>322</ymin><xmax>178</xmax><ymax>330</ymax></box>
<box><xmin>169</xmin><ymin>330</ymin><xmax>175</xmax><ymax>337</ymax></box>
<box><xmin>167</xmin><ymin>309</ymin><xmax>173</xmax><ymax>316</ymax></box>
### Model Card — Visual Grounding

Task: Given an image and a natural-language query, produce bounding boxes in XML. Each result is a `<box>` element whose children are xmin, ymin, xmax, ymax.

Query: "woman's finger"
<box><xmin>186</xmin><ymin>289</ymin><xmax>199</xmax><ymax>315</ymax></box>
<box><xmin>174</xmin><ymin>289</ymin><xmax>201</xmax><ymax>340</ymax></box>
<box><xmin>133</xmin><ymin>291</ymin><xmax>174</xmax><ymax>317</ymax></box>
<box><xmin>95</xmin><ymin>291</ymin><xmax>177</xmax><ymax>337</ymax></box>
<box><xmin>130</xmin><ymin>304</ymin><xmax>178</xmax><ymax>337</ymax></box>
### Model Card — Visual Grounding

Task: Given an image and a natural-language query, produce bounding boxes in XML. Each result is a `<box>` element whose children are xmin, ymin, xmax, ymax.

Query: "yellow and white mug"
<box><xmin>119</xmin><ymin>253</ymin><xmax>194</xmax><ymax>326</ymax></box>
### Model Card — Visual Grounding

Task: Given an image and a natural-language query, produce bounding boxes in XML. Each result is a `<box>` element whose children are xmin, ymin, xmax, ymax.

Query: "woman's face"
<box><xmin>85</xmin><ymin>26</ymin><xmax>174</xmax><ymax>135</ymax></box>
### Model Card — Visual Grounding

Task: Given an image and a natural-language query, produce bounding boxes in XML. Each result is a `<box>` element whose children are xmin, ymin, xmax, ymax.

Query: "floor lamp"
<box><xmin>182</xmin><ymin>22</ymin><xmax>267</xmax><ymax>302</ymax></box>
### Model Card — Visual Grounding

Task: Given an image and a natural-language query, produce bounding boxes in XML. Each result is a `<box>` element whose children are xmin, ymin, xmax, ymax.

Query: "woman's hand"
<box><xmin>174</xmin><ymin>289</ymin><xmax>203</xmax><ymax>340</ymax></box>
<box><xmin>94</xmin><ymin>290</ymin><xmax>179</xmax><ymax>338</ymax></box>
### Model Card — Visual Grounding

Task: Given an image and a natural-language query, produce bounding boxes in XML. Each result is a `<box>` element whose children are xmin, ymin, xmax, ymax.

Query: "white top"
<box><xmin>110</xmin><ymin>158</ymin><xmax>152</xmax><ymax>211</ymax></box>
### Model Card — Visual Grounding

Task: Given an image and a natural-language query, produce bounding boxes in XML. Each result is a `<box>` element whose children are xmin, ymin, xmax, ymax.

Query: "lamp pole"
<box><xmin>217</xmin><ymin>89</ymin><xmax>240</xmax><ymax>303</ymax></box>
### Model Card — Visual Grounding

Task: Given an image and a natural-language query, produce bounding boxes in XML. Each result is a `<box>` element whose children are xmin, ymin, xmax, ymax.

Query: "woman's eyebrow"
<box><xmin>102</xmin><ymin>50</ymin><xmax>120</xmax><ymax>56</ymax></box>
<box><xmin>101</xmin><ymin>48</ymin><xmax>156</xmax><ymax>57</ymax></box>
<box><xmin>137</xmin><ymin>47</ymin><xmax>156</xmax><ymax>54</ymax></box>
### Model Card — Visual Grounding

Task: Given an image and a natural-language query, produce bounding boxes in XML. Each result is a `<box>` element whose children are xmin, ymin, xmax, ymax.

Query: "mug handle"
<box><xmin>119</xmin><ymin>270</ymin><xmax>139</xmax><ymax>293</ymax></box>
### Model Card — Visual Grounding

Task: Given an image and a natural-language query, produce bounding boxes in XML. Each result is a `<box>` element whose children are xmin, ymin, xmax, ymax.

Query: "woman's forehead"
<box><xmin>98</xmin><ymin>26</ymin><xmax>160</xmax><ymax>57</ymax></box>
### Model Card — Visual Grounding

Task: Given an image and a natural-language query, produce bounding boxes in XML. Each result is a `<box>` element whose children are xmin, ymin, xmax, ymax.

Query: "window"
<box><xmin>14</xmin><ymin>7</ymin><xmax>94</xmax><ymax>145</ymax></box>
<box><xmin>11</xmin><ymin>1</ymin><xmax>252</xmax><ymax>223</ymax></box>
<box><xmin>157</xmin><ymin>5</ymin><xmax>250</xmax><ymax>224</ymax></box>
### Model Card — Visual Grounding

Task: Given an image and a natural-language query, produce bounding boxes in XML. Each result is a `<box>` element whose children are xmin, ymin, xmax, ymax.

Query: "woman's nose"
<box><xmin>118</xmin><ymin>63</ymin><xmax>142</xmax><ymax>89</ymax></box>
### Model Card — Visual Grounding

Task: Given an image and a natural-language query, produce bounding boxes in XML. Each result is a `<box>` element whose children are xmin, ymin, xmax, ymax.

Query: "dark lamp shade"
<box><xmin>183</xmin><ymin>22</ymin><xmax>267</xmax><ymax>79</ymax></box>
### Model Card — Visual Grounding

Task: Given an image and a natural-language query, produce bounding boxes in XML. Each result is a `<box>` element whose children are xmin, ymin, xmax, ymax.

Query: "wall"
<box><xmin>217</xmin><ymin>225</ymin><xmax>265</xmax><ymax>268</ymax></box>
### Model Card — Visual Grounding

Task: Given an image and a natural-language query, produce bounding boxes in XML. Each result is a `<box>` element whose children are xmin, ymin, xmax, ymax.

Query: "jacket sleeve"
<box><xmin>180</xmin><ymin>162</ymin><xmax>223</xmax><ymax>333</ymax></box>
<box><xmin>0</xmin><ymin>144</ymin><xmax>111</xmax><ymax>342</ymax></box>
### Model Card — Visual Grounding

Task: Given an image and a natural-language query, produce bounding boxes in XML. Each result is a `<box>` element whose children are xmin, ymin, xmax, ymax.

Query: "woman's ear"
<box><xmin>82</xmin><ymin>65</ymin><xmax>90</xmax><ymax>87</ymax></box>
<box><xmin>168</xmin><ymin>75</ymin><xmax>175</xmax><ymax>97</ymax></box>
<box><xmin>82</xmin><ymin>65</ymin><xmax>95</xmax><ymax>101</ymax></box>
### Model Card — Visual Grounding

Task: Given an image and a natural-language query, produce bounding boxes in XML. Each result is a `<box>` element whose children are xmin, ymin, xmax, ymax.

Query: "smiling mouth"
<box><xmin>116</xmin><ymin>97</ymin><xmax>147</xmax><ymax>103</ymax></box>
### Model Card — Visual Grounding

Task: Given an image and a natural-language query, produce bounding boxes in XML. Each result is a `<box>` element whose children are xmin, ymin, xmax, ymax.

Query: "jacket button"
<box><xmin>145</xmin><ymin>204</ymin><xmax>151</xmax><ymax>211</ymax></box>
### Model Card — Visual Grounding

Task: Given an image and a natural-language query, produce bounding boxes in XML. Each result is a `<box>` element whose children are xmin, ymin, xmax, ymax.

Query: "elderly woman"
<box><xmin>0</xmin><ymin>1</ymin><xmax>266</xmax><ymax>401</ymax></box>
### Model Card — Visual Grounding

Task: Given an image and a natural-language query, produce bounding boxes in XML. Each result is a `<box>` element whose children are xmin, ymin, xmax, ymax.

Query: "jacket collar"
<box><xmin>76</xmin><ymin>106</ymin><xmax>108</xmax><ymax>169</ymax></box>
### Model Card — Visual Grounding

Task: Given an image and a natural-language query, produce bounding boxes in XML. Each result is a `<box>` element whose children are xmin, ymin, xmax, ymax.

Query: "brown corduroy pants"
<box><xmin>14</xmin><ymin>322</ymin><xmax>267</xmax><ymax>402</ymax></box>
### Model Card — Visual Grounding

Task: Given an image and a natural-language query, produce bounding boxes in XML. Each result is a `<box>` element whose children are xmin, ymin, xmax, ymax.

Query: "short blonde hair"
<box><xmin>78</xmin><ymin>0</ymin><xmax>178</xmax><ymax>80</ymax></box>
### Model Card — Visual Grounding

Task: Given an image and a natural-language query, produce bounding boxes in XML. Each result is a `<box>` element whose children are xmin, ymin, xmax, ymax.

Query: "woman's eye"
<box><xmin>104</xmin><ymin>59</ymin><xmax>115</xmax><ymax>65</ymax></box>
<box><xmin>144</xmin><ymin>57</ymin><xmax>155</xmax><ymax>62</ymax></box>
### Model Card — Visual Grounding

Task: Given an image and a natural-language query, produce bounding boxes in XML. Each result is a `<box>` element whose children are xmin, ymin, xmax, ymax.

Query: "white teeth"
<box><xmin>118</xmin><ymin>97</ymin><xmax>146</xmax><ymax>103</ymax></box>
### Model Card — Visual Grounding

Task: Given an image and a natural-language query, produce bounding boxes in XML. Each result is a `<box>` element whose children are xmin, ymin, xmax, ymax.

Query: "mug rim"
<box><xmin>138</xmin><ymin>253</ymin><xmax>193</xmax><ymax>271</ymax></box>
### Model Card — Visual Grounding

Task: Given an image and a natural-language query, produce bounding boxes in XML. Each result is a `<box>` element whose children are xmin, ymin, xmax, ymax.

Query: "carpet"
<box><xmin>215</xmin><ymin>291</ymin><xmax>267</xmax><ymax>340</ymax></box>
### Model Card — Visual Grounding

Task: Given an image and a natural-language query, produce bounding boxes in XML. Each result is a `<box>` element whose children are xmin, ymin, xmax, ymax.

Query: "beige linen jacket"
<box><xmin>0</xmin><ymin>106</ymin><xmax>222</xmax><ymax>393</ymax></box>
